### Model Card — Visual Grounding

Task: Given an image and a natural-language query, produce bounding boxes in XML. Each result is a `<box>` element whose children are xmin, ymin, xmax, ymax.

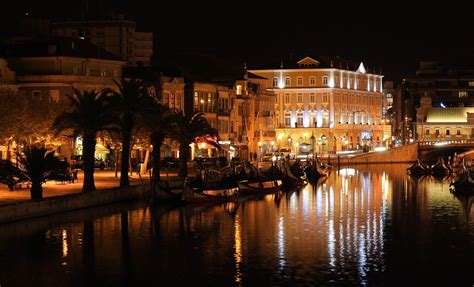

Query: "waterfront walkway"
<box><xmin>0</xmin><ymin>170</ymin><xmax>177</xmax><ymax>205</ymax></box>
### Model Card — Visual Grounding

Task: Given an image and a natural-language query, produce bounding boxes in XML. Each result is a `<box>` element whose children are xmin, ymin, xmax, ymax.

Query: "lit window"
<box><xmin>322</xmin><ymin>76</ymin><xmax>328</xmax><ymax>85</ymax></box>
<box><xmin>284</xmin><ymin>112</ymin><xmax>291</xmax><ymax>127</ymax></box>
<box><xmin>297</xmin><ymin>77</ymin><xmax>303</xmax><ymax>86</ymax></box>
<box><xmin>285</xmin><ymin>77</ymin><xmax>291</xmax><ymax>86</ymax></box>
<box><xmin>297</xmin><ymin>112</ymin><xmax>304</xmax><ymax>127</ymax></box>
<box><xmin>310</xmin><ymin>77</ymin><xmax>315</xmax><ymax>85</ymax></box>
<box><xmin>236</xmin><ymin>85</ymin><xmax>242</xmax><ymax>95</ymax></box>
<box><xmin>273</xmin><ymin>77</ymin><xmax>278</xmax><ymax>87</ymax></box>
<box><xmin>469</xmin><ymin>81</ymin><xmax>474</xmax><ymax>87</ymax></box>
<box><xmin>297</xmin><ymin>93</ymin><xmax>302</xmax><ymax>103</ymax></box>
<box><xmin>169</xmin><ymin>93</ymin><xmax>175</xmax><ymax>108</ymax></box>
<box><xmin>310</xmin><ymin>93</ymin><xmax>315</xmax><ymax>102</ymax></box>
<box><xmin>459</xmin><ymin>91</ymin><xmax>468</xmax><ymax>98</ymax></box>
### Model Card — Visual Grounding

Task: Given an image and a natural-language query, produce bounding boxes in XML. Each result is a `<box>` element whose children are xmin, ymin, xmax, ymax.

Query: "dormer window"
<box><xmin>236</xmin><ymin>85</ymin><xmax>242</xmax><ymax>95</ymax></box>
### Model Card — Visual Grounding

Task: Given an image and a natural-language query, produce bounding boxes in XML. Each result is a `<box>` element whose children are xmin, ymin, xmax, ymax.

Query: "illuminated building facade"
<box><xmin>416</xmin><ymin>107</ymin><xmax>474</xmax><ymax>141</ymax></box>
<box><xmin>1</xmin><ymin>37</ymin><xmax>126</xmax><ymax>161</ymax></box>
<box><xmin>249</xmin><ymin>56</ymin><xmax>385</xmax><ymax>154</ymax></box>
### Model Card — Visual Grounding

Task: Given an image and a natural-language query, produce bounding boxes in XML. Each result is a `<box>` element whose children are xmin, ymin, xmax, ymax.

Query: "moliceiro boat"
<box><xmin>407</xmin><ymin>159</ymin><xmax>429</xmax><ymax>177</ymax></box>
<box><xmin>182</xmin><ymin>178</ymin><xmax>239</xmax><ymax>203</ymax></box>
<box><xmin>450</xmin><ymin>164</ymin><xmax>474</xmax><ymax>195</ymax></box>
<box><xmin>238</xmin><ymin>179</ymin><xmax>282</xmax><ymax>195</ymax></box>
<box><xmin>431</xmin><ymin>158</ymin><xmax>452</xmax><ymax>177</ymax></box>
<box><xmin>304</xmin><ymin>158</ymin><xmax>329</xmax><ymax>182</ymax></box>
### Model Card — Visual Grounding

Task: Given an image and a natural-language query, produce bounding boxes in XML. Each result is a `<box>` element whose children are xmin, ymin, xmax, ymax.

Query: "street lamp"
<box><xmin>287</xmin><ymin>135</ymin><xmax>292</xmax><ymax>153</ymax></box>
<box><xmin>352</xmin><ymin>110</ymin><xmax>364</xmax><ymax>150</ymax></box>
<box><xmin>310</xmin><ymin>134</ymin><xmax>316</xmax><ymax>158</ymax></box>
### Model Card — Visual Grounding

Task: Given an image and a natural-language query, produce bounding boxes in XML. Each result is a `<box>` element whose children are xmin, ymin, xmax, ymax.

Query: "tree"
<box><xmin>0</xmin><ymin>89</ymin><xmax>67</xmax><ymax>159</ymax></box>
<box><xmin>170</xmin><ymin>112</ymin><xmax>216</xmax><ymax>177</ymax></box>
<box><xmin>141</xmin><ymin>101</ymin><xmax>177</xmax><ymax>183</ymax></box>
<box><xmin>107</xmin><ymin>78</ymin><xmax>153</xmax><ymax>187</ymax></box>
<box><xmin>16</xmin><ymin>144</ymin><xmax>69</xmax><ymax>200</ymax></box>
<box><xmin>52</xmin><ymin>89</ymin><xmax>117</xmax><ymax>192</ymax></box>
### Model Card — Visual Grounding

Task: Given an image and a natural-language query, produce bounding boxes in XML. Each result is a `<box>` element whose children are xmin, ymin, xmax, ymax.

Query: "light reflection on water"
<box><xmin>0</xmin><ymin>165</ymin><xmax>473</xmax><ymax>286</ymax></box>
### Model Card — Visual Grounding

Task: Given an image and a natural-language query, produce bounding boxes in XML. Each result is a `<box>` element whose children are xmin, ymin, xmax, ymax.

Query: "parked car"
<box><xmin>261</xmin><ymin>153</ymin><xmax>273</xmax><ymax>162</ymax></box>
<box><xmin>71</xmin><ymin>156</ymin><xmax>105</xmax><ymax>170</ymax></box>
<box><xmin>160</xmin><ymin>157</ymin><xmax>180</xmax><ymax>169</ymax></box>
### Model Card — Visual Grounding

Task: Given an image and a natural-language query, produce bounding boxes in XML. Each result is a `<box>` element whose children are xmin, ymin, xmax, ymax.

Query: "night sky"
<box><xmin>2</xmin><ymin>0</ymin><xmax>474</xmax><ymax>82</ymax></box>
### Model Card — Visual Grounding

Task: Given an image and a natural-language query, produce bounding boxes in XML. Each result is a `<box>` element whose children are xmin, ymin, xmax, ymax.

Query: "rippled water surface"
<box><xmin>0</xmin><ymin>164</ymin><xmax>473</xmax><ymax>286</ymax></box>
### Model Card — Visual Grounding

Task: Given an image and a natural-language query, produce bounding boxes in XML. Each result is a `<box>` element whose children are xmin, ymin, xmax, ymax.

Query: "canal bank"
<box><xmin>0</xmin><ymin>184</ymin><xmax>147</xmax><ymax>223</ymax></box>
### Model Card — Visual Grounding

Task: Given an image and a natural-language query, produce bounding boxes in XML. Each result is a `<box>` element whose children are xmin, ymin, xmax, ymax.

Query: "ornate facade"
<box><xmin>249</xmin><ymin>56</ymin><xmax>385</xmax><ymax>154</ymax></box>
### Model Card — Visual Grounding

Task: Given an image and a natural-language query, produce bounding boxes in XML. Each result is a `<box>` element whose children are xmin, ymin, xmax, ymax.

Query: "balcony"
<box><xmin>218</xmin><ymin>109</ymin><xmax>231</xmax><ymax>116</ymax></box>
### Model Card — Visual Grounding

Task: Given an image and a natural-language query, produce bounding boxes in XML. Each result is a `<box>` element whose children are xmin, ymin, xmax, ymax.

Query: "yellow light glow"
<box><xmin>258</xmin><ymin>141</ymin><xmax>262</xmax><ymax>147</ymax></box>
<box><xmin>277</xmin><ymin>134</ymin><xmax>284</xmax><ymax>141</ymax></box>
<box><xmin>199</xmin><ymin>142</ymin><xmax>207</xmax><ymax>149</ymax></box>
<box><xmin>294</xmin><ymin>142</ymin><xmax>299</xmax><ymax>147</ymax></box>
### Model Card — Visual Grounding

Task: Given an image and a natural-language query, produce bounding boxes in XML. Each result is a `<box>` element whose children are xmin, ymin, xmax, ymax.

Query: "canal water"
<box><xmin>0</xmin><ymin>165</ymin><xmax>473</xmax><ymax>286</ymax></box>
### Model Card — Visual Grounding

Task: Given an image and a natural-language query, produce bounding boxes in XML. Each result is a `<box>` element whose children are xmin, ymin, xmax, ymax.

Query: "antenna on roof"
<box><xmin>330</xmin><ymin>60</ymin><xmax>333</xmax><ymax>68</ymax></box>
<box><xmin>280</xmin><ymin>60</ymin><xmax>284</xmax><ymax>69</ymax></box>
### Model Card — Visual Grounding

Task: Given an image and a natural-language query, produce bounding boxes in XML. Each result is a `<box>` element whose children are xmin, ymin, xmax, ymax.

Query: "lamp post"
<box><xmin>257</xmin><ymin>141</ymin><xmax>262</xmax><ymax>168</ymax></box>
<box><xmin>287</xmin><ymin>135</ymin><xmax>292</xmax><ymax>154</ymax></box>
<box><xmin>310</xmin><ymin>134</ymin><xmax>316</xmax><ymax>159</ymax></box>
<box><xmin>351</xmin><ymin>110</ymin><xmax>364</xmax><ymax>150</ymax></box>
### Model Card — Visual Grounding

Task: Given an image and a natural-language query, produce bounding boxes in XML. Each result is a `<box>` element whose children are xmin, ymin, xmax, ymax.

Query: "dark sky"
<box><xmin>2</xmin><ymin>0</ymin><xmax>474</xmax><ymax>82</ymax></box>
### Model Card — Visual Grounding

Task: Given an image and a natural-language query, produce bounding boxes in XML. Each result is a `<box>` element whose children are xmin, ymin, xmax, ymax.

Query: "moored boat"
<box><xmin>407</xmin><ymin>159</ymin><xmax>429</xmax><ymax>177</ymax></box>
<box><xmin>431</xmin><ymin>158</ymin><xmax>452</xmax><ymax>178</ymax></box>
<box><xmin>182</xmin><ymin>178</ymin><xmax>239</xmax><ymax>203</ymax></box>
<box><xmin>238</xmin><ymin>179</ymin><xmax>282</xmax><ymax>195</ymax></box>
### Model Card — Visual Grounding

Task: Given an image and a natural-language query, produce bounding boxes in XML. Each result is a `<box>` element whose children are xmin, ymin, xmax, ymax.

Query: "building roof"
<box><xmin>248</xmin><ymin>54</ymin><xmax>382</xmax><ymax>75</ymax></box>
<box><xmin>426</xmin><ymin>107</ymin><xmax>474</xmax><ymax>123</ymax></box>
<box><xmin>0</xmin><ymin>37</ymin><xmax>124</xmax><ymax>62</ymax></box>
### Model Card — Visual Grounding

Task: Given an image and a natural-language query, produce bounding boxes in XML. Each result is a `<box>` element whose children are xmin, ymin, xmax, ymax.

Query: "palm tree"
<box><xmin>108</xmin><ymin>78</ymin><xmax>153</xmax><ymax>187</ymax></box>
<box><xmin>53</xmin><ymin>89</ymin><xmax>117</xmax><ymax>192</ymax></box>
<box><xmin>141</xmin><ymin>102</ymin><xmax>177</xmax><ymax>183</ymax></box>
<box><xmin>170</xmin><ymin>112</ymin><xmax>216</xmax><ymax>178</ymax></box>
<box><xmin>16</xmin><ymin>144</ymin><xmax>69</xmax><ymax>200</ymax></box>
